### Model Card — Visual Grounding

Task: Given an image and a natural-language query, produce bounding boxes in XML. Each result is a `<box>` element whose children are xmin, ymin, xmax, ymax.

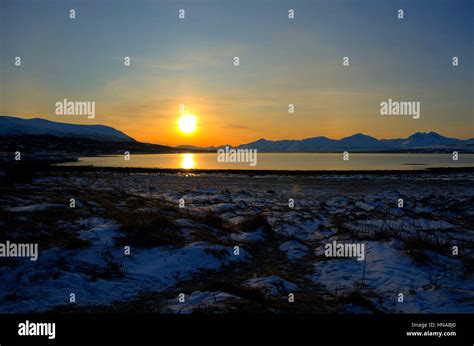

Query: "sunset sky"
<box><xmin>1</xmin><ymin>0</ymin><xmax>473</xmax><ymax>146</ymax></box>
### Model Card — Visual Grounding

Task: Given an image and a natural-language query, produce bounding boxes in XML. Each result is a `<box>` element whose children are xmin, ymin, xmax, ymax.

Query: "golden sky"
<box><xmin>1</xmin><ymin>0</ymin><xmax>473</xmax><ymax>146</ymax></box>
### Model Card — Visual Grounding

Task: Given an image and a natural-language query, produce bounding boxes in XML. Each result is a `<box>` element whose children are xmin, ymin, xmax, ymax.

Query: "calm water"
<box><xmin>59</xmin><ymin>153</ymin><xmax>474</xmax><ymax>171</ymax></box>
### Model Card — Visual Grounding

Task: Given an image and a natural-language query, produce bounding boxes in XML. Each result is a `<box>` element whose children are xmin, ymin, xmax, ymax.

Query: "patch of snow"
<box><xmin>312</xmin><ymin>240</ymin><xmax>474</xmax><ymax>313</ymax></box>
<box><xmin>279</xmin><ymin>240</ymin><xmax>309</xmax><ymax>259</ymax></box>
<box><xmin>0</xmin><ymin>218</ymin><xmax>250</xmax><ymax>313</ymax></box>
<box><xmin>244</xmin><ymin>275</ymin><xmax>300</xmax><ymax>296</ymax></box>
<box><xmin>355</xmin><ymin>201</ymin><xmax>375</xmax><ymax>212</ymax></box>
<box><xmin>162</xmin><ymin>291</ymin><xmax>239</xmax><ymax>313</ymax></box>
<box><xmin>230</xmin><ymin>229</ymin><xmax>265</xmax><ymax>243</ymax></box>
<box><xmin>5</xmin><ymin>203</ymin><xmax>63</xmax><ymax>212</ymax></box>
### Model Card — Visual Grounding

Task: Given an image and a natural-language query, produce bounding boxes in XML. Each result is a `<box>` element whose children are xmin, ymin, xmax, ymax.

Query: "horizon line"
<box><xmin>1</xmin><ymin>114</ymin><xmax>473</xmax><ymax>147</ymax></box>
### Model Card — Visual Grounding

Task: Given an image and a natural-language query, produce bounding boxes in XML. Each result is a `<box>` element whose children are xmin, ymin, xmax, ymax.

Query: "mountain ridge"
<box><xmin>0</xmin><ymin>115</ymin><xmax>203</xmax><ymax>156</ymax></box>
<box><xmin>2</xmin><ymin>115</ymin><xmax>473</xmax><ymax>152</ymax></box>
<box><xmin>236</xmin><ymin>132</ymin><xmax>474</xmax><ymax>152</ymax></box>
<box><xmin>0</xmin><ymin>115</ymin><xmax>136</xmax><ymax>142</ymax></box>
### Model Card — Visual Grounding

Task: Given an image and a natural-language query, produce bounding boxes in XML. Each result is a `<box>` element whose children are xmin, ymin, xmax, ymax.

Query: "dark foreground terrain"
<box><xmin>0</xmin><ymin>166</ymin><xmax>473</xmax><ymax>313</ymax></box>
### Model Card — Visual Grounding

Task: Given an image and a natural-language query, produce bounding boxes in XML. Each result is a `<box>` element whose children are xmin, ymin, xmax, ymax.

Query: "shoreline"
<box><xmin>2</xmin><ymin>161</ymin><xmax>474</xmax><ymax>176</ymax></box>
<box><xmin>45</xmin><ymin>165</ymin><xmax>474</xmax><ymax>175</ymax></box>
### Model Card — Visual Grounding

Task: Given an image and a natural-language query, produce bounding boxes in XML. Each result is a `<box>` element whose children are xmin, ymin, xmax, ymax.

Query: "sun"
<box><xmin>178</xmin><ymin>114</ymin><xmax>197</xmax><ymax>134</ymax></box>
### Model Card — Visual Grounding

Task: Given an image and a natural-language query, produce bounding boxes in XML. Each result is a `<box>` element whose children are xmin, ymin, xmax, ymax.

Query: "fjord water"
<box><xmin>61</xmin><ymin>153</ymin><xmax>474</xmax><ymax>170</ymax></box>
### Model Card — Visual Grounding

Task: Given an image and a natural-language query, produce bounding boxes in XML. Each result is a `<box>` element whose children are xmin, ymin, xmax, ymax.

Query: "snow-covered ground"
<box><xmin>0</xmin><ymin>170</ymin><xmax>473</xmax><ymax>313</ymax></box>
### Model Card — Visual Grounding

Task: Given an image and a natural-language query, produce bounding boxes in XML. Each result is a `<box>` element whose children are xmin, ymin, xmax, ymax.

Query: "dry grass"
<box><xmin>240</xmin><ymin>213</ymin><xmax>272</xmax><ymax>233</ymax></box>
<box><xmin>0</xmin><ymin>207</ymin><xmax>90</xmax><ymax>250</ymax></box>
<box><xmin>335</xmin><ymin>290</ymin><xmax>383</xmax><ymax>314</ymax></box>
<box><xmin>402</xmin><ymin>231</ymin><xmax>446</xmax><ymax>264</ymax></box>
<box><xmin>114</xmin><ymin>210</ymin><xmax>184</xmax><ymax>249</ymax></box>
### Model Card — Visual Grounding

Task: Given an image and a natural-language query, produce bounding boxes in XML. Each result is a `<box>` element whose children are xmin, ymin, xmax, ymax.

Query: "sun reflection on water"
<box><xmin>181</xmin><ymin>153</ymin><xmax>195</xmax><ymax>169</ymax></box>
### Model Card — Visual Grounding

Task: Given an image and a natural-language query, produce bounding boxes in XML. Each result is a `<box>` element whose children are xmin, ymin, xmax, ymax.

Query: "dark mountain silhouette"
<box><xmin>2</xmin><ymin>116</ymin><xmax>473</xmax><ymax>154</ymax></box>
<box><xmin>0</xmin><ymin>116</ymin><xmax>203</xmax><ymax>157</ymax></box>
<box><xmin>0</xmin><ymin>116</ymin><xmax>135</xmax><ymax>142</ymax></box>
<box><xmin>236</xmin><ymin>132</ymin><xmax>474</xmax><ymax>152</ymax></box>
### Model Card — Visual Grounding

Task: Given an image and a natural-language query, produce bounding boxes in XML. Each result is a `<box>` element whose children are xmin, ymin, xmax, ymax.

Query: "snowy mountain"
<box><xmin>3</xmin><ymin>116</ymin><xmax>472</xmax><ymax>152</ymax></box>
<box><xmin>401</xmin><ymin>132</ymin><xmax>464</xmax><ymax>148</ymax></box>
<box><xmin>236</xmin><ymin>132</ymin><xmax>474</xmax><ymax>152</ymax></box>
<box><xmin>0</xmin><ymin>116</ymin><xmax>136</xmax><ymax>142</ymax></box>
